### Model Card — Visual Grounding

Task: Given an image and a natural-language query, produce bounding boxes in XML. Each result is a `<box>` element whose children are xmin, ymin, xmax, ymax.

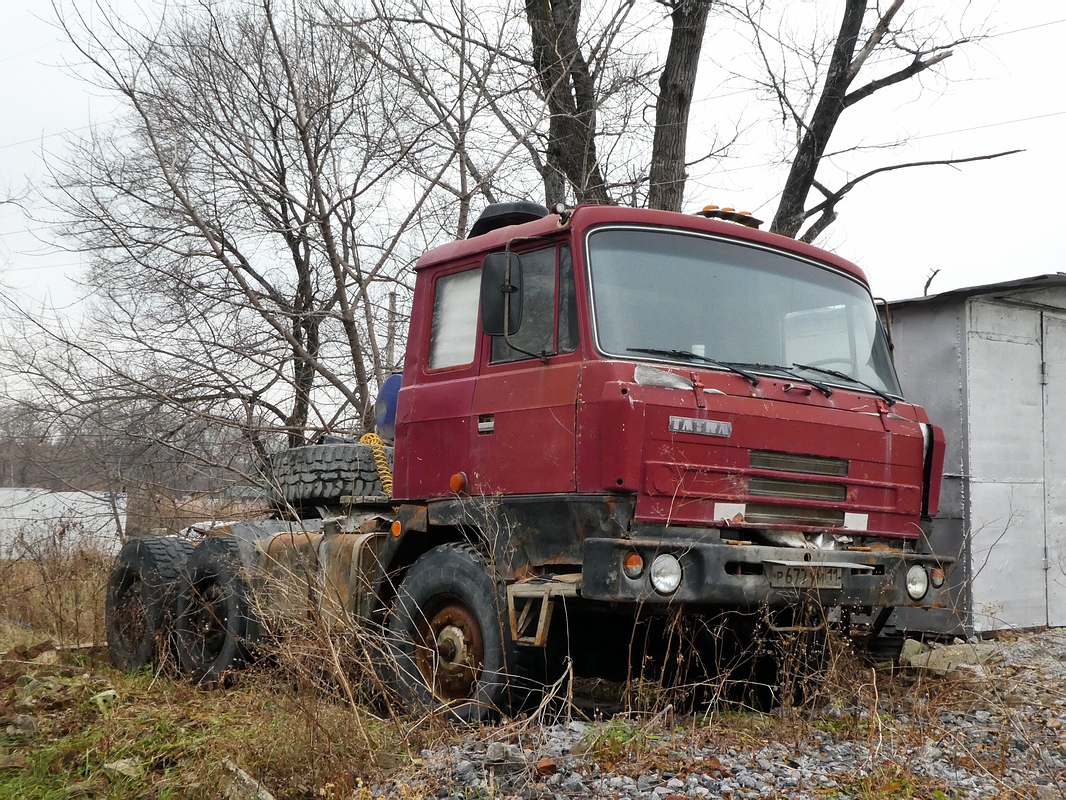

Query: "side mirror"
<box><xmin>480</xmin><ymin>252</ymin><xmax>523</xmax><ymax>336</ymax></box>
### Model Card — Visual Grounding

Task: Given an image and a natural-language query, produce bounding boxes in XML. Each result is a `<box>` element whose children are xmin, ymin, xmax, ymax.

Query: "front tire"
<box><xmin>387</xmin><ymin>543</ymin><xmax>532</xmax><ymax>721</ymax></box>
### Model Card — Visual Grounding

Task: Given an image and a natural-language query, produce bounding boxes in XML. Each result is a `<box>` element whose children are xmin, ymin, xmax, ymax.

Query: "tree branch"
<box><xmin>844</xmin><ymin>50</ymin><xmax>951</xmax><ymax>107</ymax></box>
<box><xmin>798</xmin><ymin>149</ymin><xmax>1023</xmax><ymax>241</ymax></box>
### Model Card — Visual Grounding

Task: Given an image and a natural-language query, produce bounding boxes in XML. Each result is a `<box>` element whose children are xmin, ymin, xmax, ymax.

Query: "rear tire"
<box><xmin>105</xmin><ymin>537</ymin><xmax>195</xmax><ymax>671</ymax></box>
<box><xmin>174</xmin><ymin>536</ymin><xmax>257</xmax><ymax>685</ymax></box>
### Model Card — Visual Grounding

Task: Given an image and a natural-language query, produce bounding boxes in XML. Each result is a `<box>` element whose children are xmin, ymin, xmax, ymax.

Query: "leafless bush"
<box><xmin>0</xmin><ymin>520</ymin><xmax>112</xmax><ymax>648</ymax></box>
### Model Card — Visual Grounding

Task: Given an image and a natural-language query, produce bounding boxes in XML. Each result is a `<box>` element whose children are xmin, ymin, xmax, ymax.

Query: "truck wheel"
<box><xmin>105</xmin><ymin>537</ymin><xmax>195</xmax><ymax>671</ymax></box>
<box><xmin>174</xmin><ymin>536</ymin><xmax>256</xmax><ymax>685</ymax></box>
<box><xmin>267</xmin><ymin>443</ymin><xmax>392</xmax><ymax>507</ymax></box>
<box><xmin>387</xmin><ymin>543</ymin><xmax>530</xmax><ymax>721</ymax></box>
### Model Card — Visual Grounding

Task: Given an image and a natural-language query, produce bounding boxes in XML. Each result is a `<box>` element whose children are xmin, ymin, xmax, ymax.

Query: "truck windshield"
<box><xmin>586</xmin><ymin>227</ymin><xmax>902</xmax><ymax>397</ymax></box>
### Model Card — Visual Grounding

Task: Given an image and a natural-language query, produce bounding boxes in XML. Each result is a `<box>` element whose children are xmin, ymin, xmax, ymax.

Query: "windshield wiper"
<box><xmin>792</xmin><ymin>363</ymin><xmax>896</xmax><ymax>406</ymax></box>
<box><xmin>728</xmin><ymin>362</ymin><xmax>833</xmax><ymax>398</ymax></box>
<box><xmin>626</xmin><ymin>347</ymin><xmax>760</xmax><ymax>386</ymax></box>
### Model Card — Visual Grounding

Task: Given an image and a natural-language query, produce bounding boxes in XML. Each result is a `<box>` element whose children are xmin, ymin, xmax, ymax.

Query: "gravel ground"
<box><xmin>374</xmin><ymin>629</ymin><xmax>1066</xmax><ymax>799</ymax></box>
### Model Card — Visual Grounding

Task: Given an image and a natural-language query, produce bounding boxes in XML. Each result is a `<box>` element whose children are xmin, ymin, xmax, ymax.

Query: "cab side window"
<box><xmin>490</xmin><ymin>245</ymin><xmax>578</xmax><ymax>363</ymax></box>
<box><xmin>428</xmin><ymin>268</ymin><xmax>480</xmax><ymax>370</ymax></box>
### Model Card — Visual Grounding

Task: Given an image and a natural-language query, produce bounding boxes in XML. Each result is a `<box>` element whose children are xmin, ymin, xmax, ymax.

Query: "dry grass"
<box><xmin>0</xmin><ymin>549</ymin><xmax>110</xmax><ymax>652</ymax></box>
<box><xmin>2</xmin><ymin>535</ymin><xmax>1062</xmax><ymax>798</ymax></box>
<box><xmin>3</xmin><ymin>613</ymin><xmax>1062</xmax><ymax>798</ymax></box>
<box><xmin>0</xmin><ymin>657</ymin><xmax>435</xmax><ymax>799</ymax></box>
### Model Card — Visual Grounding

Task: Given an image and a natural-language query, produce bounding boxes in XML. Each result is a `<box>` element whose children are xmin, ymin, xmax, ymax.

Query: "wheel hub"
<box><xmin>414</xmin><ymin>600</ymin><xmax>484</xmax><ymax>701</ymax></box>
<box><xmin>113</xmin><ymin>577</ymin><xmax>147</xmax><ymax>650</ymax></box>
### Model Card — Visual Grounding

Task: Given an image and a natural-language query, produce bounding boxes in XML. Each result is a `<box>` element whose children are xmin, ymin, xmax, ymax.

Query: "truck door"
<box><xmin>395</xmin><ymin>265</ymin><xmax>481</xmax><ymax>500</ymax></box>
<box><xmin>471</xmin><ymin>245</ymin><xmax>580</xmax><ymax>495</ymax></box>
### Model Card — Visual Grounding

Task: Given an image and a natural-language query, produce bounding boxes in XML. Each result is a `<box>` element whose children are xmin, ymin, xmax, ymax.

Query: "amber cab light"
<box><xmin>622</xmin><ymin>552</ymin><xmax>644</xmax><ymax>579</ymax></box>
<box><xmin>449</xmin><ymin>471</ymin><xmax>468</xmax><ymax>494</ymax></box>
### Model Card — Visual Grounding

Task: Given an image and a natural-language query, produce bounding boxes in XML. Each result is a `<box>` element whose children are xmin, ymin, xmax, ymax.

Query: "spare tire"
<box><xmin>267</xmin><ymin>443</ymin><xmax>392</xmax><ymax>507</ymax></box>
<box><xmin>105</xmin><ymin>536</ymin><xmax>195</xmax><ymax>671</ymax></box>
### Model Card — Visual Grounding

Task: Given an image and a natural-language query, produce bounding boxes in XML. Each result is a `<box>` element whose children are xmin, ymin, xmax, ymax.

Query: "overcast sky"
<box><xmin>0</xmin><ymin>1</ymin><xmax>1062</xmax><ymax>311</ymax></box>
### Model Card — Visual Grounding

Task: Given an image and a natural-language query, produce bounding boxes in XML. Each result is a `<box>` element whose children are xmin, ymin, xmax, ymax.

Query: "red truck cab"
<box><xmin>382</xmin><ymin>202</ymin><xmax>949</xmax><ymax>715</ymax></box>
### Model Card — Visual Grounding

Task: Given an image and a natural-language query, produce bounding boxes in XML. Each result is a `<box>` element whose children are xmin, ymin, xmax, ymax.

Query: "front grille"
<box><xmin>750</xmin><ymin>450</ymin><xmax>848</xmax><ymax>477</ymax></box>
<box><xmin>748</xmin><ymin>477</ymin><xmax>847</xmax><ymax>502</ymax></box>
<box><xmin>744</xmin><ymin>504</ymin><xmax>845</xmax><ymax>527</ymax></box>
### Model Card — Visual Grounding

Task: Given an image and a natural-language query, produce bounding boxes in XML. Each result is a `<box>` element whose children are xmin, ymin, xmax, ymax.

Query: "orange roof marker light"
<box><xmin>697</xmin><ymin>204</ymin><xmax>764</xmax><ymax>229</ymax></box>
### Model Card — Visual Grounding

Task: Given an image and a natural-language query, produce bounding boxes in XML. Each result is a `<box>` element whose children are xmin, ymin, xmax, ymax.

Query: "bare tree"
<box><xmin>647</xmin><ymin>0</ymin><xmax>714</xmax><ymax>212</ymax></box>
<box><xmin>524</xmin><ymin>0</ymin><xmax>614</xmax><ymax>205</ymax></box>
<box><xmin>358</xmin><ymin>0</ymin><xmax>549</xmax><ymax>237</ymax></box>
<box><xmin>365</xmin><ymin>0</ymin><xmax>726</xmax><ymax>212</ymax></box>
<box><xmin>42</xmin><ymin>0</ymin><xmax>431</xmax><ymax>451</ymax></box>
<box><xmin>745</xmin><ymin>0</ymin><xmax>1019</xmax><ymax>241</ymax></box>
<box><xmin>520</xmin><ymin>0</ymin><xmax>721</xmax><ymax>209</ymax></box>
<box><xmin>506</xmin><ymin>0</ymin><xmax>1018</xmax><ymax>231</ymax></box>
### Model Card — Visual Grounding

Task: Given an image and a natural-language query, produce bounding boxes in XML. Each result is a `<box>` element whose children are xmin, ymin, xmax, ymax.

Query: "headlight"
<box><xmin>650</xmin><ymin>554</ymin><xmax>682</xmax><ymax>594</ymax></box>
<box><xmin>906</xmin><ymin>564</ymin><xmax>929</xmax><ymax>600</ymax></box>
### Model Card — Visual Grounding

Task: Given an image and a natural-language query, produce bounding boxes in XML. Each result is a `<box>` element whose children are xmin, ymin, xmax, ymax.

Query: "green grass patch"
<box><xmin>0</xmin><ymin>659</ymin><xmax>418</xmax><ymax>799</ymax></box>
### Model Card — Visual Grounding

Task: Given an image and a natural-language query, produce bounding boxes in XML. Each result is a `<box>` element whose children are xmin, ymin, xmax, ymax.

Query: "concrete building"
<box><xmin>0</xmin><ymin>488</ymin><xmax>126</xmax><ymax>558</ymax></box>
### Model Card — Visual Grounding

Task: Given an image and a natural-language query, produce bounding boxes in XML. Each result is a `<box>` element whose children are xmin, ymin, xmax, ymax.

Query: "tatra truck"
<box><xmin>106</xmin><ymin>201</ymin><xmax>949</xmax><ymax>719</ymax></box>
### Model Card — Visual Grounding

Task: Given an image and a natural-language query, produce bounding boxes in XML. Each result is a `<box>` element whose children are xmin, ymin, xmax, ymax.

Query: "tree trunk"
<box><xmin>648</xmin><ymin>0</ymin><xmax>711</xmax><ymax>212</ymax></box>
<box><xmin>525</xmin><ymin>0</ymin><xmax>610</xmax><ymax>204</ymax></box>
<box><xmin>770</xmin><ymin>0</ymin><xmax>865</xmax><ymax>238</ymax></box>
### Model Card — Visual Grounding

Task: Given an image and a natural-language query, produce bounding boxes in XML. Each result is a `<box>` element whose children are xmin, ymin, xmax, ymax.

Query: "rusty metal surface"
<box><xmin>395</xmin><ymin>503</ymin><xmax>428</xmax><ymax>533</ymax></box>
<box><xmin>317</xmin><ymin>531</ymin><xmax>386</xmax><ymax>623</ymax></box>
<box><xmin>413</xmin><ymin>598</ymin><xmax>484</xmax><ymax>701</ymax></box>
<box><xmin>507</xmin><ymin>576</ymin><xmax>580</xmax><ymax>646</ymax></box>
<box><xmin>425</xmin><ymin>494</ymin><xmax>633</xmax><ymax>580</ymax></box>
<box><xmin>256</xmin><ymin>530</ymin><xmax>322</xmax><ymax>630</ymax></box>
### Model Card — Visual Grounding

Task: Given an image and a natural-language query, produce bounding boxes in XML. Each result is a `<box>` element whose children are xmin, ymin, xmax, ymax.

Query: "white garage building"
<box><xmin>890</xmin><ymin>274</ymin><xmax>1066</xmax><ymax>634</ymax></box>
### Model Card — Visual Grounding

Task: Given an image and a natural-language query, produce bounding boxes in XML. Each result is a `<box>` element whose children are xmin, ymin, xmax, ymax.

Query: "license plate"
<box><xmin>767</xmin><ymin>564</ymin><xmax>843</xmax><ymax>590</ymax></box>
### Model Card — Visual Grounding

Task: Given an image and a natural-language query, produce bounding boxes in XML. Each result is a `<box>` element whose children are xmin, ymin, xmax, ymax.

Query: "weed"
<box><xmin>577</xmin><ymin>716</ymin><xmax>655</xmax><ymax>768</ymax></box>
<box><xmin>832</xmin><ymin>760</ymin><xmax>953</xmax><ymax>799</ymax></box>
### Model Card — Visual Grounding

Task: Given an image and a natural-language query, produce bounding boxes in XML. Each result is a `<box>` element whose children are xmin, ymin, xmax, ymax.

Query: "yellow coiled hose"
<box><xmin>359</xmin><ymin>432</ymin><xmax>393</xmax><ymax>497</ymax></box>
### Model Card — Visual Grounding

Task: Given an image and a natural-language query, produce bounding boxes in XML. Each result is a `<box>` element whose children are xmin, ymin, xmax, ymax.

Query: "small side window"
<box><xmin>428</xmin><ymin>269</ymin><xmax>480</xmax><ymax>369</ymax></box>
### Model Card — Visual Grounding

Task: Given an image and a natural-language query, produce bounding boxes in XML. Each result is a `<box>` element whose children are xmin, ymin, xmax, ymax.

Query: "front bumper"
<box><xmin>580</xmin><ymin>536</ymin><xmax>952</xmax><ymax>609</ymax></box>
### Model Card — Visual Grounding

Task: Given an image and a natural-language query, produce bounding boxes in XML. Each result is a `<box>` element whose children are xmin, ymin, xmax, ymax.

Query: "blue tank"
<box><xmin>374</xmin><ymin>373</ymin><xmax>402</xmax><ymax>443</ymax></box>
